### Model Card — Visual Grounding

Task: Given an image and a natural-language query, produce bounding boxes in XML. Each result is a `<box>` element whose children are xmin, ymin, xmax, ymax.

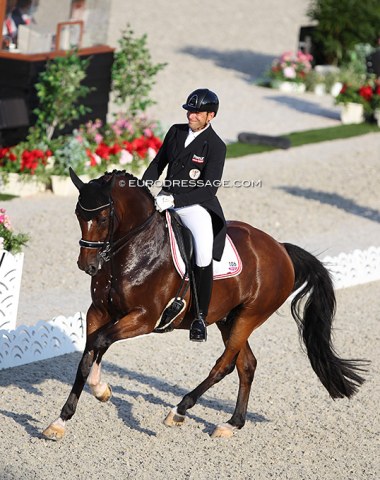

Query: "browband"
<box><xmin>77</xmin><ymin>201</ymin><xmax>111</xmax><ymax>212</ymax></box>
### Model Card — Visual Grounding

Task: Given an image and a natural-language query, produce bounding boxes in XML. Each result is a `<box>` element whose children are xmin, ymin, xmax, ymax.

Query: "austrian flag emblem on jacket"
<box><xmin>192</xmin><ymin>154</ymin><xmax>205</xmax><ymax>164</ymax></box>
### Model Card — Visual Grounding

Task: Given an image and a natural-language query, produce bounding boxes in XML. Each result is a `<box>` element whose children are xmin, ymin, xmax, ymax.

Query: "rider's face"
<box><xmin>187</xmin><ymin>110</ymin><xmax>214</xmax><ymax>132</ymax></box>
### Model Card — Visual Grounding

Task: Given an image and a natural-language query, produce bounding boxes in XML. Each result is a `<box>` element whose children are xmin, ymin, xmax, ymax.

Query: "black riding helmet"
<box><xmin>182</xmin><ymin>88</ymin><xmax>219</xmax><ymax>116</ymax></box>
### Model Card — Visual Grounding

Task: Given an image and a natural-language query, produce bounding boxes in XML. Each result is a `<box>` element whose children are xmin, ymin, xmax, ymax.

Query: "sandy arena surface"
<box><xmin>1</xmin><ymin>1</ymin><xmax>380</xmax><ymax>478</ymax></box>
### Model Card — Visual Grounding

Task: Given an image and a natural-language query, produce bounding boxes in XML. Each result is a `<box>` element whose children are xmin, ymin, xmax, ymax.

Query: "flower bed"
<box><xmin>335</xmin><ymin>79</ymin><xmax>380</xmax><ymax>123</ymax></box>
<box><xmin>0</xmin><ymin>115</ymin><xmax>163</xmax><ymax>196</ymax></box>
<box><xmin>268</xmin><ymin>51</ymin><xmax>313</xmax><ymax>88</ymax></box>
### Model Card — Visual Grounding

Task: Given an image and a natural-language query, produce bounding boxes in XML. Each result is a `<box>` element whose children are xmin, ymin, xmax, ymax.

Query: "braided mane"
<box><xmin>100</xmin><ymin>169</ymin><xmax>155</xmax><ymax>203</ymax></box>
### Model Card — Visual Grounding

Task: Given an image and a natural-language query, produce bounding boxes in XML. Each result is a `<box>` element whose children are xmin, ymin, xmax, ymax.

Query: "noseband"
<box><xmin>78</xmin><ymin>197</ymin><xmax>155</xmax><ymax>263</ymax></box>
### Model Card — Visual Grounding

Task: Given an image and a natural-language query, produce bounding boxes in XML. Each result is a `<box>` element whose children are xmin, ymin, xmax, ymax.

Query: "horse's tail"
<box><xmin>283</xmin><ymin>242</ymin><xmax>367</xmax><ymax>399</ymax></box>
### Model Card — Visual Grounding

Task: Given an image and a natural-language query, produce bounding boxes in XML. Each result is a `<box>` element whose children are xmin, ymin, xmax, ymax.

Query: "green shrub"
<box><xmin>32</xmin><ymin>50</ymin><xmax>92</xmax><ymax>142</ymax></box>
<box><xmin>112</xmin><ymin>24</ymin><xmax>167</xmax><ymax>117</ymax></box>
<box><xmin>307</xmin><ymin>0</ymin><xmax>380</xmax><ymax>65</ymax></box>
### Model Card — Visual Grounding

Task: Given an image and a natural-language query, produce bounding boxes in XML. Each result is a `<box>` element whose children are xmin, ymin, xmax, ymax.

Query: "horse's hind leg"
<box><xmin>212</xmin><ymin>321</ymin><xmax>257</xmax><ymax>437</ymax></box>
<box><xmin>164</xmin><ymin>309</ymin><xmax>261</xmax><ymax>435</ymax></box>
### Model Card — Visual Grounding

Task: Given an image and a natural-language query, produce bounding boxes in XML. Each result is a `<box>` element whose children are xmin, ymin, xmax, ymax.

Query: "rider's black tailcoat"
<box><xmin>142</xmin><ymin>123</ymin><xmax>227</xmax><ymax>260</ymax></box>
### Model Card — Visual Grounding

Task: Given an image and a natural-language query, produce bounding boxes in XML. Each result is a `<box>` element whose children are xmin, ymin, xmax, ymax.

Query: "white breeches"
<box><xmin>174</xmin><ymin>204</ymin><xmax>213</xmax><ymax>267</ymax></box>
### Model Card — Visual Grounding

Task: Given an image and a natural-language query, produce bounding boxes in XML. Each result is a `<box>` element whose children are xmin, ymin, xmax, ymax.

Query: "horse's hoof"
<box><xmin>163</xmin><ymin>407</ymin><xmax>185</xmax><ymax>427</ymax></box>
<box><xmin>95</xmin><ymin>383</ymin><xmax>112</xmax><ymax>402</ymax></box>
<box><xmin>42</xmin><ymin>419</ymin><xmax>66</xmax><ymax>441</ymax></box>
<box><xmin>211</xmin><ymin>422</ymin><xmax>237</xmax><ymax>438</ymax></box>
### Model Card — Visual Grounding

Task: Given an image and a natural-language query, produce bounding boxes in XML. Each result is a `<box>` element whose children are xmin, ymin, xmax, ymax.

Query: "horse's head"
<box><xmin>70</xmin><ymin>168</ymin><xmax>155</xmax><ymax>276</ymax></box>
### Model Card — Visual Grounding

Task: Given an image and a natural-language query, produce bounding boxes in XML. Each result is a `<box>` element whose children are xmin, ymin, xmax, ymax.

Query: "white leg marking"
<box><xmin>88</xmin><ymin>362</ymin><xmax>112</xmax><ymax>401</ymax></box>
<box><xmin>163</xmin><ymin>407</ymin><xmax>186</xmax><ymax>427</ymax></box>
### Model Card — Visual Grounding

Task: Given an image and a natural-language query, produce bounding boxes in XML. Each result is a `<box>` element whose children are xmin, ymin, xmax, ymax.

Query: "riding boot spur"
<box><xmin>190</xmin><ymin>262</ymin><xmax>213</xmax><ymax>342</ymax></box>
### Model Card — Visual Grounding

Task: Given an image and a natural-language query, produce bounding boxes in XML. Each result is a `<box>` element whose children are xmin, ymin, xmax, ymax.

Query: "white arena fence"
<box><xmin>1</xmin><ymin>246</ymin><xmax>379</xmax><ymax>370</ymax></box>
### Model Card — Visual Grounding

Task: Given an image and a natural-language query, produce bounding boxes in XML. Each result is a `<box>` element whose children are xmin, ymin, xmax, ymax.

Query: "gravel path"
<box><xmin>1</xmin><ymin>1</ymin><xmax>380</xmax><ymax>478</ymax></box>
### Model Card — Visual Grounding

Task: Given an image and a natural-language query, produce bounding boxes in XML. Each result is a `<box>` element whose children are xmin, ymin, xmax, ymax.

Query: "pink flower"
<box><xmin>0</xmin><ymin>209</ymin><xmax>12</xmax><ymax>230</ymax></box>
<box><xmin>119</xmin><ymin>149</ymin><xmax>133</xmax><ymax>165</ymax></box>
<box><xmin>94</xmin><ymin>133</ymin><xmax>104</xmax><ymax>145</ymax></box>
<box><xmin>280</xmin><ymin>51</ymin><xmax>293</xmax><ymax>62</ymax></box>
<box><xmin>111</xmin><ymin>124</ymin><xmax>122</xmax><ymax>136</ymax></box>
<box><xmin>283</xmin><ymin>66</ymin><xmax>296</xmax><ymax>79</ymax></box>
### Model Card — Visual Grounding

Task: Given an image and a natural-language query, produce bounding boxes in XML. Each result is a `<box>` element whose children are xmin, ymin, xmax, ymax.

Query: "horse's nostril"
<box><xmin>86</xmin><ymin>265</ymin><xmax>98</xmax><ymax>276</ymax></box>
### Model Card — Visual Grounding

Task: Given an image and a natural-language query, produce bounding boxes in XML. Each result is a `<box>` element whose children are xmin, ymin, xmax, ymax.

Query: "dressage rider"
<box><xmin>142</xmin><ymin>88</ymin><xmax>227</xmax><ymax>342</ymax></box>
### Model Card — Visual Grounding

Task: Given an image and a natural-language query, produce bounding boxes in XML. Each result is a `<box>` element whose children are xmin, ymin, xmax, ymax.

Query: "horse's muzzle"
<box><xmin>85</xmin><ymin>264</ymin><xmax>99</xmax><ymax>276</ymax></box>
<box><xmin>77</xmin><ymin>258</ymin><xmax>100</xmax><ymax>276</ymax></box>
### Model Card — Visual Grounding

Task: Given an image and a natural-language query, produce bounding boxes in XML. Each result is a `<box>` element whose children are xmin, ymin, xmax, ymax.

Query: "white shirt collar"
<box><xmin>185</xmin><ymin>123</ymin><xmax>210</xmax><ymax>147</ymax></box>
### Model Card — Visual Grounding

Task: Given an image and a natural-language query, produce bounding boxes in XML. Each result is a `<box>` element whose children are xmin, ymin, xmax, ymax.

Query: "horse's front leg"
<box><xmin>87</xmin><ymin>349</ymin><xmax>112</xmax><ymax>402</ymax></box>
<box><xmin>42</xmin><ymin>348</ymin><xmax>96</xmax><ymax>440</ymax></box>
<box><xmin>43</xmin><ymin>306</ymin><xmax>110</xmax><ymax>441</ymax></box>
<box><xmin>43</xmin><ymin>308</ymin><xmax>152</xmax><ymax>440</ymax></box>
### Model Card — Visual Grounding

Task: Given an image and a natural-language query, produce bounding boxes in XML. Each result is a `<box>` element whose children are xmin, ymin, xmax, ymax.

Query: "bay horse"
<box><xmin>43</xmin><ymin>169</ymin><xmax>366</xmax><ymax>440</ymax></box>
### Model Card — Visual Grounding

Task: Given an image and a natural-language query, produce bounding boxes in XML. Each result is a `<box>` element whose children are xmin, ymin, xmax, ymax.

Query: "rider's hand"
<box><xmin>155</xmin><ymin>194</ymin><xmax>175</xmax><ymax>212</ymax></box>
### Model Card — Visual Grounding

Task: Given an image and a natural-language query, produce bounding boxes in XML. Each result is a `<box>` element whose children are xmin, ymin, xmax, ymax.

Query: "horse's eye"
<box><xmin>99</xmin><ymin>216</ymin><xmax>108</xmax><ymax>225</ymax></box>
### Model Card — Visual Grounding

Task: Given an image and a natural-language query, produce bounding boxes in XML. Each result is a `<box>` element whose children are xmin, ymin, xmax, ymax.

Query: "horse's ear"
<box><xmin>69</xmin><ymin>167</ymin><xmax>85</xmax><ymax>191</ymax></box>
<box><xmin>104</xmin><ymin>171</ymin><xmax>117</xmax><ymax>194</ymax></box>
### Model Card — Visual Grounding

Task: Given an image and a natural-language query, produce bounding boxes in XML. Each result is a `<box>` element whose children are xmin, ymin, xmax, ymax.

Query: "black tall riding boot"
<box><xmin>190</xmin><ymin>262</ymin><xmax>213</xmax><ymax>342</ymax></box>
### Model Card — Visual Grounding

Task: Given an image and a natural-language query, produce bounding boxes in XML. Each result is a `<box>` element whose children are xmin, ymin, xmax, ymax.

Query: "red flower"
<box><xmin>147</xmin><ymin>135</ymin><xmax>162</xmax><ymax>151</ymax></box>
<box><xmin>95</xmin><ymin>143</ymin><xmax>111</xmax><ymax>160</ymax></box>
<box><xmin>0</xmin><ymin>147</ymin><xmax>10</xmax><ymax>159</ymax></box>
<box><xmin>122</xmin><ymin>140</ymin><xmax>132</xmax><ymax>153</ymax></box>
<box><xmin>359</xmin><ymin>85</ymin><xmax>373</xmax><ymax>101</ymax></box>
<box><xmin>109</xmin><ymin>143</ymin><xmax>122</xmax><ymax>156</ymax></box>
<box><xmin>86</xmin><ymin>149</ymin><xmax>99</xmax><ymax>167</ymax></box>
<box><xmin>130</xmin><ymin>136</ymin><xmax>148</xmax><ymax>158</ymax></box>
<box><xmin>21</xmin><ymin>150</ymin><xmax>38</xmax><ymax>173</ymax></box>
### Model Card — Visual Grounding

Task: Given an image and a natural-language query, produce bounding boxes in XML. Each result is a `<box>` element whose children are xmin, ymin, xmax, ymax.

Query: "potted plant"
<box><xmin>268</xmin><ymin>51</ymin><xmax>313</xmax><ymax>93</ymax></box>
<box><xmin>0</xmin><ymin>144</ymin><xmax>50</xmax><ymax>196</ymax></box>
<box><xmin>0</xmin><ymin>209</ymin><xmax>29</xmax><ymax>330</ymax></box>
<box><xmin>335</xmin><ymin>83</ymin><xmax>371</xmax><ymax>124</ymax></box>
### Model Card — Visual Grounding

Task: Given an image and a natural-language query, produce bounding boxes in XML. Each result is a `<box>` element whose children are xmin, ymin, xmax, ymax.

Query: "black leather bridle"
<box><xmin>77</xmin><ymin>196</ymin><xmax>155</xmax><ymax>264</ymax></box>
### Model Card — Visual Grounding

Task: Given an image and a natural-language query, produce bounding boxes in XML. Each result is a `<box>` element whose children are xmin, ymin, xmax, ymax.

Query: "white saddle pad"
<box><xmin>166</xmin><ymin>211</ymin><xmax>242</xmax><ymax>280</ymax></box>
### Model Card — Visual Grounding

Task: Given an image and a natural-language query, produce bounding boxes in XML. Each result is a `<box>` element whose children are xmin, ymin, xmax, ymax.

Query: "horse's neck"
<box><xmin>112</xmin><ymin>182</ymin><xmax>172</xmax><ymax>268</ymax></box>
<box><xmin>117</xmin><ymin>185</ymin><xmax>155</xmax><ymax>232</ymax></box>
<box><xmin>111</xmin><ymin>212</ymin><xmax>171</xmax><ymax>282</ymax></box>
